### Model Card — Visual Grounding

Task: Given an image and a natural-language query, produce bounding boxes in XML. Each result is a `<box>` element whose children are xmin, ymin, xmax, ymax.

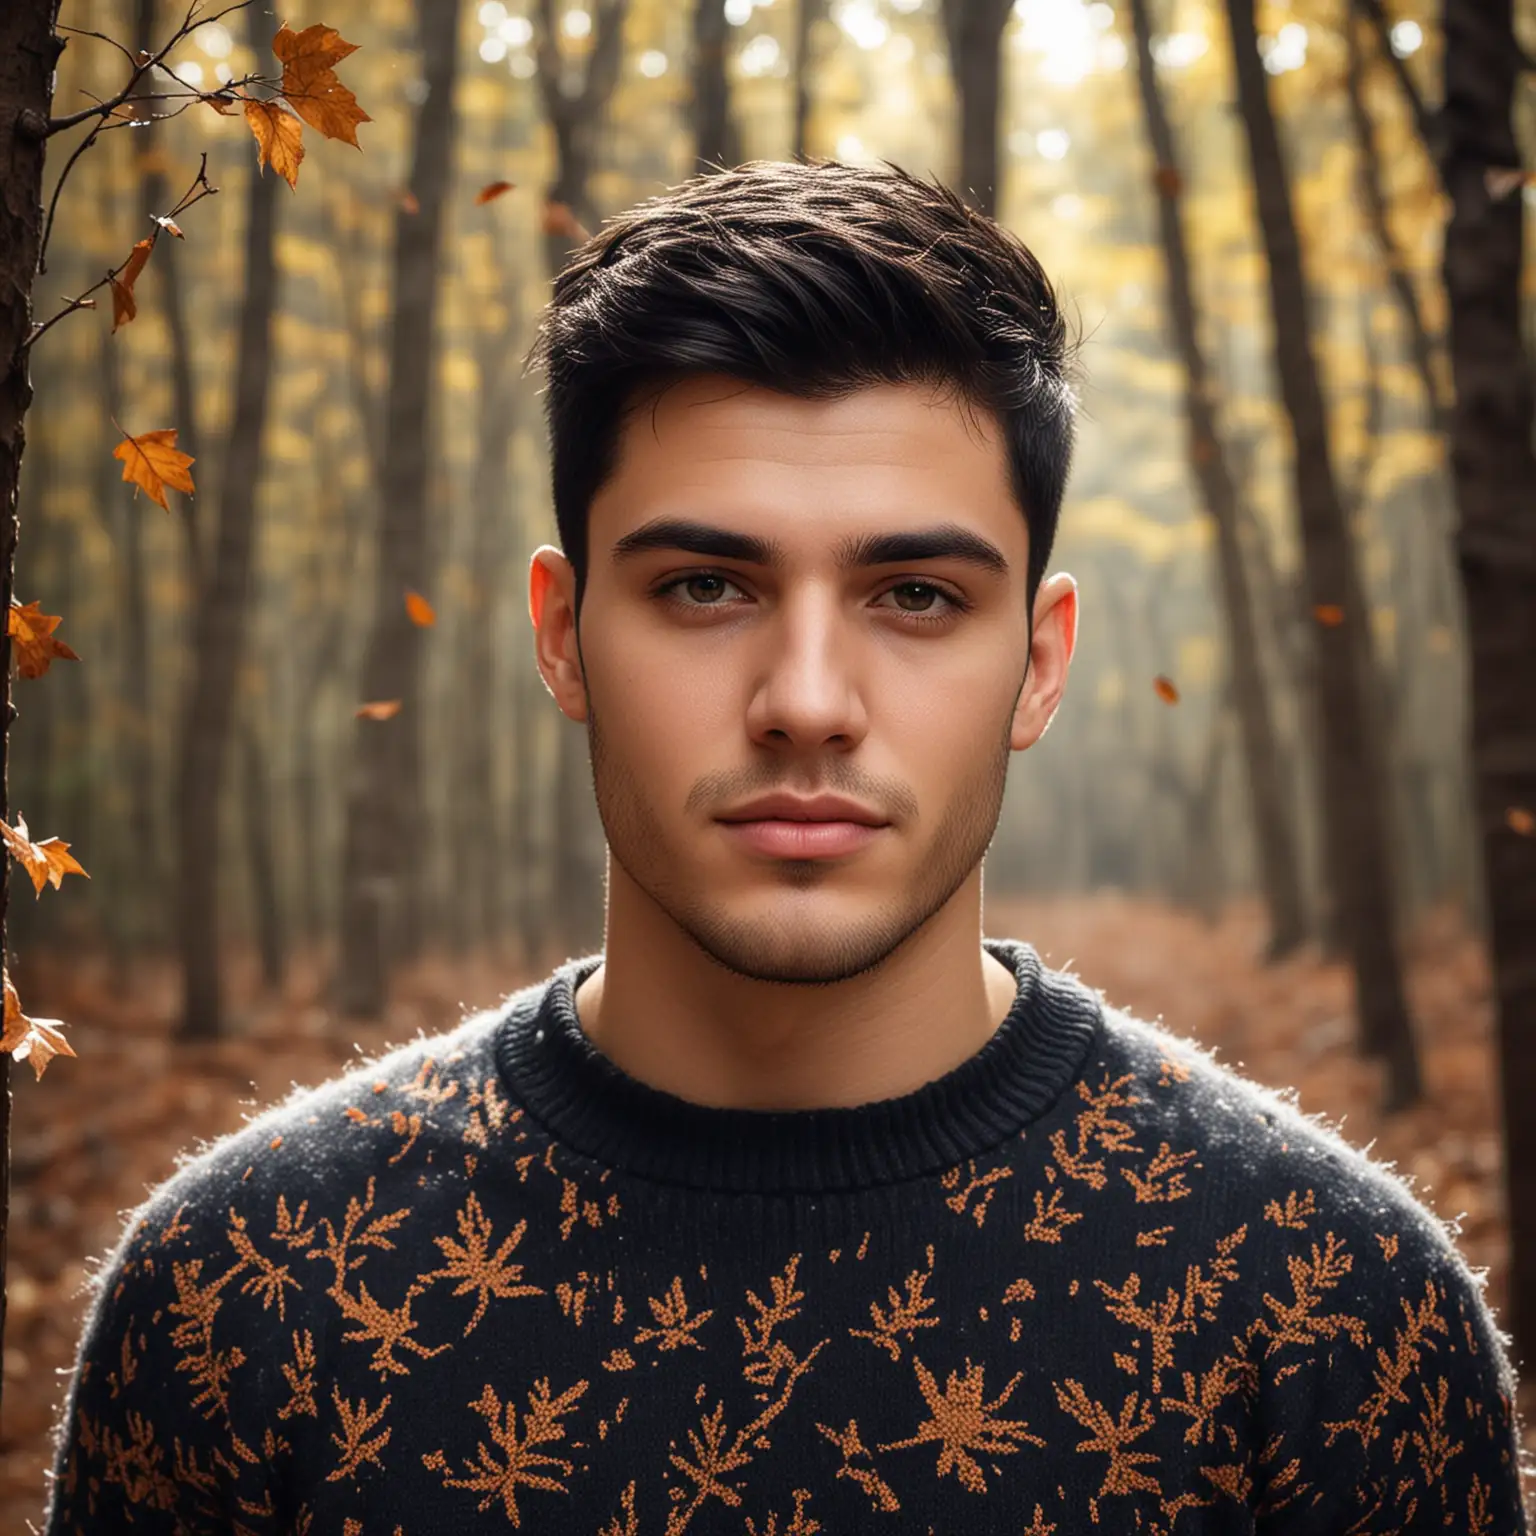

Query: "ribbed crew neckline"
<box><xmin>494</xmin><ymin>937</ymin><xmax>1102</xmax><ymax>1194</ymax></box>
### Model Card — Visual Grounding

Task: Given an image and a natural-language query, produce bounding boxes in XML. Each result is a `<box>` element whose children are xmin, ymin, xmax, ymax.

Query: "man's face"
<box><xmin>531</xmin><ymin>373</ymin><xmax>1075</xmax><ymax>985</ymax></box>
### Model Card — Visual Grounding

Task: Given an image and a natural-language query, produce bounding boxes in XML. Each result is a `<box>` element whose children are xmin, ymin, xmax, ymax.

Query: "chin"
<box><xmin>675</xmin><ymin>901</ymin><xmax>926</xmax><ymax>987</ymax></box>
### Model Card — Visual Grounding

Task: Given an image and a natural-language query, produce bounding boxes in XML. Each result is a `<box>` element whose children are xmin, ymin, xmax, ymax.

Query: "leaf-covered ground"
<box><xmin>2</xmin><ymin>895</ymin><xmax>1531</xmax><ymax>1525</ymax></box>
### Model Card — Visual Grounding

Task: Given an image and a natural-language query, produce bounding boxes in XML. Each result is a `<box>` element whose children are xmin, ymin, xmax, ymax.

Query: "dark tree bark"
<box><xmin>457</xmin><ymin>270</ymin><xmax>521</xmax><ymax>951</ymax></box>
<box><xmin>1128</xmin><ymin>0</ymin><xmax>1307</xmax><ymax>959</ymax></box>
<box><xmin>791</xmin><ymin>0</ymin><xmax>826</xmax><ymax>161</ymax></box>
<box><xmin>335</xmin><ymin>0</ymin><xmax>464</xmax><ymax>1017</ymax></box>
<box><xmin>532</xmin><ymin>0</ymin><xmax>630</xmax><ymax>958</ymax></box>
<box><xmin>1441</xmin><ymin>0</ymin><xmax>1536</xmax><ymax>1358</ymax></box>
<box><xmin>1223</xmin><ymin>0</ymin><xmax>1421</xmax><ymax>1108</ymax></box>
<box><xmin>0</xmin><ymin>0</ymin><xmax>65</xmax><ymax>1417</ymax></box>
<box><xmin>1344</xmin><ymin>15</ymin><xmax>1449</xmax><ymax>439</ymax></box>
<box><xmin>691</xmin><ymin>0</ymin><xmax>742</xmax><ymax>174</ymax></box>
<box><xmin>240</xmin><ymin>714</ymin><xmax>285</xmax><ymax>989</ymax></box>
<box><xmin>135</xmin><ymin>0</ymin><xmax>202</xmax><ymax>579</ymax></box>
<box><xmin>175</xmin><ymin>1</ymin><xmax>282</xmax><ymax>1039</ymax></box>
<box><xmin>939</xmin><ymin>0</ymin><xmax>1012</xmax><ymax>216</ymax></box>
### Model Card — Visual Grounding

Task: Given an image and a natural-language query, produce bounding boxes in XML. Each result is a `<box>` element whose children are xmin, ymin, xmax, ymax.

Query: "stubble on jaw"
<box><xmin>583</xmin><ymin>701</ymin><xmax>1017</xmax><ymax>987</ymax></box>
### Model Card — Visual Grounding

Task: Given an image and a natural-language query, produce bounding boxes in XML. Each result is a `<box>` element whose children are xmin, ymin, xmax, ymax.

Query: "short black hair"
<box><xmin>524</xmin><ymin>157</ymin><xmax>1080</xmax><ymax>617</ymax></box>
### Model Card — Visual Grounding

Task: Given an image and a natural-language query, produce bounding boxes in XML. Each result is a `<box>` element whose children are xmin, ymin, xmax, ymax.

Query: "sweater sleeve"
<box><xmin>45</xmin><ymin>1183</ymin><xmax>281</xmax><ymax>1534</ymax></box>
<box><xmin>1256</xmin><ymin>1187</ymin><xmax>1530</xmax><ymax>1534</ymax></box>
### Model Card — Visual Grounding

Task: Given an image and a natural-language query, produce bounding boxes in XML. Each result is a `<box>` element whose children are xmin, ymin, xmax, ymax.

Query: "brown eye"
<box><xmin>890</xmin><ymin>582</ymin><xmax>939</xmax><ymax>612</ymax></box>
<box><xmin>683</xmin><ymin>575</ymin><xmax>729</xmax><ymax>603</ymax></box>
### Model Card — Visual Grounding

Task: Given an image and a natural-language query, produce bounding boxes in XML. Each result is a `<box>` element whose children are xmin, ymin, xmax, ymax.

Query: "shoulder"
<box><xmin>1091</xmin><ymin>994</ymin><xmax>1519</xmax><ymax>1369</ymax></box>
<box><xmin>92</xmin><ymin>974</ymin><xmax>555</xmax><ymax>1293</ymax></box>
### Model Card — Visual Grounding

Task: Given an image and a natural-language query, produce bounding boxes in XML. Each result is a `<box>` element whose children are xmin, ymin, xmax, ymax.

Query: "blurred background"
<box><xmin>4</xmin><ymin>0</ymin><xmax>1534</xmax><ymax>1518</ymax></box>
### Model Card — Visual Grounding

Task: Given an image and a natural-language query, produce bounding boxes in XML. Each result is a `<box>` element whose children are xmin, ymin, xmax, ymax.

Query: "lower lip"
<box><xmin>718</xmin><ymin>819</ymin><xmax>886</xmax><ymax>859</ymax></box>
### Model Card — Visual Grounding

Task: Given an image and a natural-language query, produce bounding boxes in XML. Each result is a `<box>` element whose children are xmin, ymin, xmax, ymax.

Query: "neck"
<box><xmin>572</xmin><ymin>861</ymin><xmax>1017</xmax><ymax>1110</ymax></box>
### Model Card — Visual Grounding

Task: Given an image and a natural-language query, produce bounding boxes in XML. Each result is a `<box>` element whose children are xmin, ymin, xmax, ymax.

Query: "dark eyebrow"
<box><xmin>610</xmin><ymin>517</ymin><xmax>1009</xmax><ymax>576</ymax></box>
<box><xmin>611</xmin><ymin>518</ymin><xmax>783</xmax><ymax>567</ymax></box>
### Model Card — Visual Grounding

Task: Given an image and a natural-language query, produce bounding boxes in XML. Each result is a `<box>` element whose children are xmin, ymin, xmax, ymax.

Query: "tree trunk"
<box><xmin>1343</xmin><ymin>15</ymin><xmax>1449</xmax><ymax>439</ymax></box>
<box><xmin>0</xmin><ymin>0</ymin><xmax>66</xmax><ymax>1418</ymax></box>
<box><xmin>791</xmin><ymin>0</ymin><xmax>825</xmax><ymax>161</ymax></box>
<box><xmin>691</xmin><ymin>0</ymin><xmax>742</xmax><ymax>174</ymax></box>
<box><xmin>136</xmin><ymin>0</ymin><xmax>202</xmax><ymax>578</ymax></box>
<box><xmin>533</xmin><ymin>0</ymin><xmax>630</xmax><ymax>958</ymax></box>
<box><xmin>1127</xmin><ymin>0</ymin><xmax>1307</xmax><ymax>959</ymax></box>
<box><xmin>939</xmin><ymin>0</ymin><xmax>1012</xmax><ymax>217</ymax></box>
<box><xmin>1441</xmin><ymin>0</ymin><xmax>1536</xmax><ymax>1359</ymax></box>
<box><xmin>1224</xmin><ymin>0</ymin><xmax>1420</xmax><ymax>1108</ymax></box>
<box><xmin>240</xmin><ymin>713</ymin><xmax>284</xmax><ymax>990</ymax></box>
<box><xmin>175</xmin><ymin>2</ymin><xmax>283</xmax><ymax>1039</ymax></box>
<box><xmin>335</xmin><ymin>0</ymin><xmax>464</xmax><ymax>1017</ymax></box>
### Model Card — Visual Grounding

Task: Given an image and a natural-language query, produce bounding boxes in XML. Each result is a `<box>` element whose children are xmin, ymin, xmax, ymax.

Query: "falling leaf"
<box><xmin>541</xmin><ymin>200</ymin><xmax>590</xmax><ymax>241</ymax></box>
<box><xmin>273</xmin><ymin>23</ymin><xmax>370</xmax><ymax>147</ymax></box>
<box><xmin>8</xmin><ymin>600</ymin><xmax>81</xmax><ymax>680</ymax></box>
<box><xmin>110</xmin><ymin>238</ymin><xmax>154</xmax><ymax>332</ymax></box>
<box><xmin>1313</xmin><ymin>604</ymin><xmax>1345</xmax><ymax>627</ymax></box>
<box><xmin>398</xmin><ymin>188</ymin><xmax>420</xmax><ymax>214</ymax></box>
<box><xmin>1152</xmin><ymin>675</ymin><xmax>1181</xmax><ymax>705</ymax></box>
<box><xmin>0</xmin><ymin>816</ymin><xmax>89</xmax><ymax>895</ymax></box>
<box><xmin>1153</xmin><ymin>164</ymin><xmax>1183</xmax><ymax>198</ymax></box>
<box><xmin>245</xmin><ymin>99</ymin><xmax>306</xmax><ymax>188</ymax></box>
<box><xmin>113</xmin><ymin>428</ymin><xmax>195</xmax><ymax>511</ymax></box>
<box><xmin>2</xmin><ymin>974</ymin><xmax>75</xmax><ymax>1082</ymax></box>
<box><xmin>404</xmin><ymin>590</ymin><xmax>436</xmax><ymax>627</ymax></box>
<box><xmin>476</xmin><ymin>179</ymin><xmax>515</xmax><ymax>205</ymax></box>
<box><xmin>355</xmin><ymin>699</ymin><xmax>402</xmax><ymax>720</ymax></box>
<box><xmin>154</xmin><ymin>214</ymin><xmax>184</xmax><ymax>239</ymax></box>
<box><xmin>1485</xmin><ymin>167</ymin><xmax>1534</xmax><ymax>202</ymax></box>
<box><xmin>1507</xmin><ymin>807</ymin><xmax>1535</xmax><ymax>837</ymax></box>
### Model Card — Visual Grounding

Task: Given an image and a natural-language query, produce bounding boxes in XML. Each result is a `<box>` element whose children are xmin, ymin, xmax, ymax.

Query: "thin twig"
<box><xmin>28</xmin><ymin>160</ymin><xmax>217</xmax><ymax>351</ymax></box>
<box><xmin>46</xmin><ymin>0</ymin><xmax>253</xmax><ymax>135</ymax></box>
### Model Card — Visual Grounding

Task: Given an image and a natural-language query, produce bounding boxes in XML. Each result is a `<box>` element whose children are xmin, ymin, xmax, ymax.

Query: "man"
<box><xmin>48</xmin><ymin>159</ymin><xmax>1527</xmax><ymax>1533</ymax></box>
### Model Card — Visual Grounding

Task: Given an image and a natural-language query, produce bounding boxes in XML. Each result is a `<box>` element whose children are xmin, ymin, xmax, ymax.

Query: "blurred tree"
<box><xmin>1224</xmin><ymin>0</ymin><xmax>1421</xmax><ymax>1109</ymax></box>
<box><xmin>1440</xmin><ymin>0</ymin><xmax>1536</xmax><ymax>1355</ymax></box>
<box><xmin>692</xmin><ymin>0</ymin><xmax>742</xmax><ymax>173</ymax></box>
<box><xmin>176</xmin><ymin>0</ymin><xmax>284</xmax><ymax>1039</ymax></box>
<box><xmin>533</xmin><ymin>0</ymin><xmax>630</xmax><ymax>959</ymax></box>
<box><xmin>1127</xmin><ymin>0</ymin><xmax>1306</xmax><ymax>961</ymax></box>
<box><xmin>791</xmin><ymin>0</ymin><xmax>826</xmax><ymax>162</ymax></box>
<box><xmin>337</xmin><ymin>0</ymin><xmax>466</xmax><ymax>1018</ymax></box>
<box><xmin>1343</xmin><ymin>13</ymin><xmax>1448</xmax><ymax>439</ymax></box>
<box><xmin>940</xmin><ymin>0</ymin><xmax>1012</xmax><ymax>217</ymax></box>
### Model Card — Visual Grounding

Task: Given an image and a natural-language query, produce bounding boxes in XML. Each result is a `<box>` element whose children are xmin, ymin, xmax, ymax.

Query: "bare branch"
<box><xmin>29</xmin><ymin>160</ymin><xmax>218</xmax><ymax>349</ymax></box>
<box><xmin>46</xmin><ymin>0</ymin><xmax>253</xmax><ymax>135</ymax></box>
<box><xmin>1349</xmin><ymin>0</ymin><xmax>1440</xmax><ymax>169</ymax></box>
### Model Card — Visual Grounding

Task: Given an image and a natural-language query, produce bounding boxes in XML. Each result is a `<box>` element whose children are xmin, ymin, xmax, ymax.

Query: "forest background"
<box><xmin>1</xmin><ymin>0</ymin><xmax>1533</xmax><ymax>1519</ymax></box>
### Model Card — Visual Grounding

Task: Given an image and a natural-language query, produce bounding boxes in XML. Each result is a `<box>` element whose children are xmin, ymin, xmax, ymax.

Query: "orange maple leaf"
<box><xmin>113</xmin><ymin>427</ymin><xmax>196</xmax><ymax>510</ymax></box>
<box><xmin>476</xmin><ymin>179</ymin><xmax>515</xmax><ymax>205</ymax></box>
<box><xmin>110</xmin><ymin>238</ymin><xmax>153</xmax><ymax>332</ymax></box>
<box><xmin>0</xmin><ymin>815</ymin><xmax>89</xmax><ymax>895</ymax></box>
<box><xmin>273</xmin><ymin>24</ymin><xmax>370</xmax><ymax>148</ymax></box>
<box><xmin>356</xmin><ymin>699</ymin><xmax>402</xmax><ymax>720</ymax></box>
<box><xmin>404</xmin><ymin>590</ymin><xmax>436</xmax><ymax>627</ymax></box>
<box><xmin>8</xmin><ymin>600</ymin><xmax>81</xmax><ymax>680</ymax></box>
<box><xmin>2</xmin><ymin>974</ymin><xmax>75</xmax><ymax>1082</ymax></box>
<box><xmin>245</xmin><ymin>99</ymin><xmax>306</xmax><ymax>187</ymax></box>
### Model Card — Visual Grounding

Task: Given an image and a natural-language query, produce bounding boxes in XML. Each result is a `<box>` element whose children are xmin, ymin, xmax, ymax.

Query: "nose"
<box><xmin>744</xmin><ymin>586</ymin><xmax>869</xmax><ymax>753</ymax></box>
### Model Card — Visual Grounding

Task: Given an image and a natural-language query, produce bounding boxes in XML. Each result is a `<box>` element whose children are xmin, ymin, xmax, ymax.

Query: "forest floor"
<box><xmin>1</xmin><ymin>893</ymin><xmax>1532</xmax><ymax>1527</ymax></box>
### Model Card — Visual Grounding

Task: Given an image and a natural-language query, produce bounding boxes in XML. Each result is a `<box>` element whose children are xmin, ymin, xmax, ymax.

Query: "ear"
<box><xmin>529</xmin><ymin>545</ymin><xmax>589</xmax><ymax>724</ymax></box>
<box><xmin>1010</xmin><ymin>572</ymin><xmax>1077</xmax><ymax>751</ymax></box>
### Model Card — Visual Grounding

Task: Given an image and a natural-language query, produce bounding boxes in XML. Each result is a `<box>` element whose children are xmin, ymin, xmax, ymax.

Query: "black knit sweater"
<box><xmin>47</xmin><ymin>939</ymin><xmax>1530</xmax><ymax>1533</ymax></box>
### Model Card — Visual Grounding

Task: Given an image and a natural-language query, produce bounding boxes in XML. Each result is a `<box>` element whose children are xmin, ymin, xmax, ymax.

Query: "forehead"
<box><xmin>588</xmin><ymin>373</ymin><xmax>1022</xmax><ymax>550</ymax></box>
